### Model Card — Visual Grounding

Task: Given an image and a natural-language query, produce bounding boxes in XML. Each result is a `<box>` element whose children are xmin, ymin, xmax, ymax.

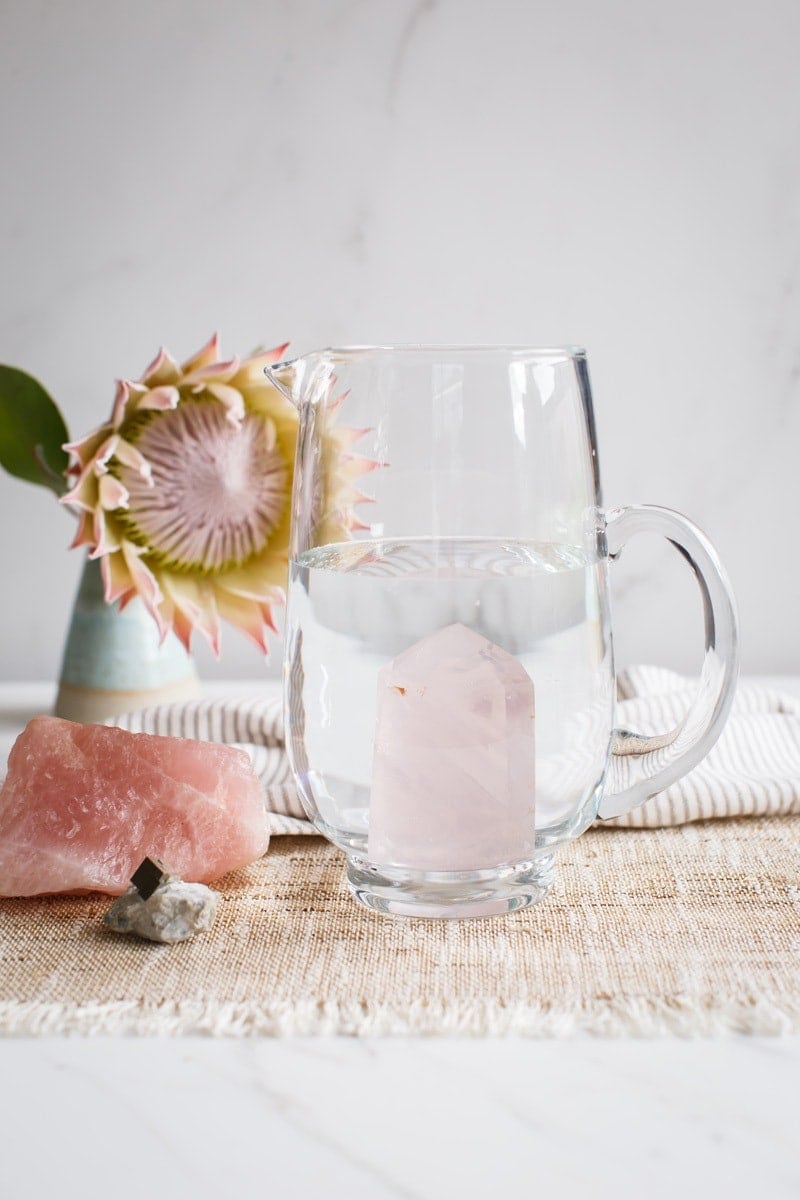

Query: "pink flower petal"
<box><xmin>63</xmin><ymin>427</ymin><xmax>111</xmax><ymax>469</ymax></box>
<box><xmin>111</xmin><ymin>380</ymin><xmax>132</xmax><ymax>429</ymax></box>
<box><xmin>161</xmin><ymin>576</ymin><xmax>221</xmax><ymax>657</ymax></box>
<box><xmin>114</xmin><ymin>437</ymin><xmax>153</xmax><ymax>483</ymax></box>
<box><xmin>98</xmin><ymin>474</ymin><xmax>129</xmax><ymax>511</ymax></box>
<box><xmin>216</xmin><ymin>572</ymin><xmax>286</xmax><ymax>603</ymax></box>
<box><xmin>194</xmin><ymin>593</ymin><xmax>221</xmax><ymax>657</ymax></box>
<box><xmin>232</xmin><ymin>342</ymin><xmax>292</xmax><ymax>387</ymax></box>
<box><xmin>349</xmin><ymin>489</ymin><xmax>377</xmax><ymax>506</ymax></box>
<box><xmin>140</xmin><ymin>346</ymin><xmax>180</xmax><ymax>387</ymax></box>
<box><xmin>89</xmin><ymin>509</ymin><xmax>122</xmax><ymax>557</ymax></box>
<box><xmin>165</xmin><ymin>599</ymin><xmax>193</xmax><ymax>653</ymax></box>
<box><xmin>121</xmin><ymin>542</ymin><xmax>166</xmax><ymax>638</ymax></box>
<box><xmin>333</xmin><ymin>426</ymin><xmax>370</xmax><ymax>449</ymax></box>
<box><xmin>136</xmin><ymin>385</ymin><xmax>180</xmax><ymax>412</ymax></box>
<box><xmin>69</xmin><ymin>511</ymin><xmax>95</xmax><ymax>551</ymax></box>
<box><xmin>245</xmin><ymin>341</ymin><xmax>291</xmax><ymax>368</ymax></box>
<box><xmin>342</xmin><ymin>454</ymin><xmax>385</xmax><ymax>475</ymax></box>
<box><xmin>181</xmin><ymin>358</ymin><xmax>240</xmax><ymax>388</ymax></box>
<box><xmin>215</xmin><ymin>591</ymin><xmax>272</xmax><ymax>654</ymax></box>
<box><xmin>180</xmin><ymin>333</ymin><xmax>221</xmax><ymax>374</ymax></box>
<box><xmin>263</xmin><ymin>416</ymin><xmax>278</xmax><ymax>450</ymax></box>
<box><xmin>100</xmin><ymin>550</ymin><xmax>136</xmax><ymax>606</ymax></box>
<box><xmin>93</xmin><ymin>434</ymin><xmax>120</xmax><ymax>475</ymax></box>
<box><xmin>259</xmin><ymin>598</ymin><xmax>282</xmax><ymax>635</ymax></box>
<box><xmin>61</xmin><ymin>466</ymin><xmax>99</xmax><ymax>513</ymax></box>
<box><xmin>204</xmin><ymin>382</ymin><xmax>245</xmax><ymax>424</ymax></box>
<box><xmin>326</xmin><ymin>389</ymin><xmax>350</xmax><ymax>418</ymax></box>
<box><xmin>170</xmin><ymin>610</ymin><xmax>193</xmax><ymax>654</ymax></box>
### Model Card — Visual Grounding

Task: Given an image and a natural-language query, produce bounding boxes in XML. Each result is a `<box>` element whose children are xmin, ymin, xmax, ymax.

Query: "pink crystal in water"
<box><xmin>0</xmin><ymin>717</ymin><xmax>269</xmax><ymax>897</ymax></box>
<box><xmin>368</xmin><ymin>623</ymin><xmax>535</xmax><ymax>871</ymax></box>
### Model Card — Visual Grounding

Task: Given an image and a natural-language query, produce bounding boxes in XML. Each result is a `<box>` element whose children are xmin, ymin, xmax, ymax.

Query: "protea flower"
<box><xmin>61</xmin><ymin>336</ymin><xmax>372</xmax><ymax>655</ymax></box>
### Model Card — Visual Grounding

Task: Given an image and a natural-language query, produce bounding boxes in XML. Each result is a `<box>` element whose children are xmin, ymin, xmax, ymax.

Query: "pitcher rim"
<box><xmin>302</xmin><ymin>344</ymin><xmax>586</xmax><ymax>359</ymax></box>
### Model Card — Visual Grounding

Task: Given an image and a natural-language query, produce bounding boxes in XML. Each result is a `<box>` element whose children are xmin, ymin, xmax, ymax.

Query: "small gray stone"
<box><xmin>104</xmin><ymin>880</ymin><xmax>218</xmax><ymax>945</ymax></box>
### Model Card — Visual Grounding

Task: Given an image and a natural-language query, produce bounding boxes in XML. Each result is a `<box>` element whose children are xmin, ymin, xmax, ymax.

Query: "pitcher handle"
<box><xmin>598</xmin><ymin>504</ymin><xmax>739</xmax><ymax>820</ymax></box>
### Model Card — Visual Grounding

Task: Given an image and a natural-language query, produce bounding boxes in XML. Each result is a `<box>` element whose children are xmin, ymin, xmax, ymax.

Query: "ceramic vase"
<box><xmin>55</xmin><ymin>557</ymin><xmax>200</xmax><ymax>723</ymax></box>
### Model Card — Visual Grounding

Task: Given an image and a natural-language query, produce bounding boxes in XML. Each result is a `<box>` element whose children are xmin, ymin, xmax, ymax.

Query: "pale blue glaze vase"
<box><xmin>55</xmin><ymin>557</ymin><xmax>200</xmax><ymax>723</ymax></box>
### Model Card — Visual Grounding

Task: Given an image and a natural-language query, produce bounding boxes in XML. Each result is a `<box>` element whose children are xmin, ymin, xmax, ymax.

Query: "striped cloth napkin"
<box><xmin>111</xmin><ymin>668</ymin><xmax>800</xmax><ymax>832</ymax></box>
<box><xmin>606</xmin><ymin>667</ymin><xmax>800</xmax><ymax>827</ymax></box>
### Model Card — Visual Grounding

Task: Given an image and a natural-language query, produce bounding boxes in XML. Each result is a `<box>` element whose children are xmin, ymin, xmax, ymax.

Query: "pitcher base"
<box><xmin>345</xmin><ymin>855</ymin><xmax>554</xmax><ymax>919</ymax></box>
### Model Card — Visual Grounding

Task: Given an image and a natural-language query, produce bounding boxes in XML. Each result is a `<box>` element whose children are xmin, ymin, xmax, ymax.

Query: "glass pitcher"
<box><xmin>267</xmin><ymin>346</ymin><xmax>738</xmax><ymax>918</ymax></box>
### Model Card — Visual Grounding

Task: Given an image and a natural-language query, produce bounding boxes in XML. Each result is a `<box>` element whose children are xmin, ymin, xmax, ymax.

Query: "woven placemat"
<box><xmin>1</xmin><ymin>816</ymin><xmax>799</xmax><ymax>1037</ymax></box>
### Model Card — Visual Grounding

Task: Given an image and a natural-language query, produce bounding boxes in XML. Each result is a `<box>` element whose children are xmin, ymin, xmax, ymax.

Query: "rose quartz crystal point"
<box><xmin>368</xmin><ymin>623</ymin><xmax>535</xmax><ymax>871</ymax></box>
<box><xmin>0</xmin><ymin>716</ymin><xmax>269</xmax><ymax>897</ymax></box>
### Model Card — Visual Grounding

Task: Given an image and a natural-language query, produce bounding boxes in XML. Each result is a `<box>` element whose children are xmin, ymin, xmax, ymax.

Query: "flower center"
<box><xmin>119</xmin><ymin>400</ymin><xmax>288</xmax><ymax>573</ymax></box>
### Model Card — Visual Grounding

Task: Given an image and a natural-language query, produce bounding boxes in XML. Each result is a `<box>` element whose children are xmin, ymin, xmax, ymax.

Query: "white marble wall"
<box><xmin>1</xmin><ymin>0</ymin><xmax>798</xmax><ymax>681</ymax></box>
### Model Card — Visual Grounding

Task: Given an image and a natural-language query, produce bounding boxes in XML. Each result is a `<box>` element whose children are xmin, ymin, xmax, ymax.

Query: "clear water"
<box><xmin>285</xmin><ymin>538</ymin><xmax>615</xmax><ymax>857</ymax></box>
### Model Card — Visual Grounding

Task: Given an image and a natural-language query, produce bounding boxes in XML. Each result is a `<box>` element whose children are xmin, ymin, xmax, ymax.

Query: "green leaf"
<box><xmin>0</xmin><ymin>365</ymin><xmax>71</xmax><ymax>496</ymax></box>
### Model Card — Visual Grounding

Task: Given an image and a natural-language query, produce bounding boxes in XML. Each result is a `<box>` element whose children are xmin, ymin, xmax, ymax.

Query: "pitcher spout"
<box><xmin>265</xmin><ymin>350</ymin><xmax>332</xmax><ymax>409</ymax></box>
<box><xmin>264</xmin><ymin>356</ymin><xmax>301</xmax><ymax>407</ymax></box>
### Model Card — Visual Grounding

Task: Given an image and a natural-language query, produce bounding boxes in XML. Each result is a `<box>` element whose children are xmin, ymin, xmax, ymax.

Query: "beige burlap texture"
<box><xmin>2</xmin><ymin>816</ymin><xmax>799</xmax><ymax>1037</ymax></box>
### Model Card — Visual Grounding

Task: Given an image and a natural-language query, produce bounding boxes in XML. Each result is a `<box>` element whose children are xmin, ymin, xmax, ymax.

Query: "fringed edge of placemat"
<box><xmin>2</xmin><ymin>996</ymin><xmax>799</xmax><ymax>1038</ymax></box>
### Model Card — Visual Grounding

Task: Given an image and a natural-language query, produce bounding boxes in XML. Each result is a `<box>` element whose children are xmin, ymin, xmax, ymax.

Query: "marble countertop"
<box><xmin>1</xmin><ymin>680</ymin><xmax>800</xmax><ymax>1200</ymax></box>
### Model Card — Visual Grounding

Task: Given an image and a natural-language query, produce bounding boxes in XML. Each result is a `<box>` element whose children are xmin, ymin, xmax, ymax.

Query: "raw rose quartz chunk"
<box><xmin>368</xmin><ymin>623</ymin><xmax>535</xmax><ymax>872</ymax></box>
<box><xmin>0</xmin><ymin>716</ymin><xmax>269</xmax><ymax>897</ymax></box>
